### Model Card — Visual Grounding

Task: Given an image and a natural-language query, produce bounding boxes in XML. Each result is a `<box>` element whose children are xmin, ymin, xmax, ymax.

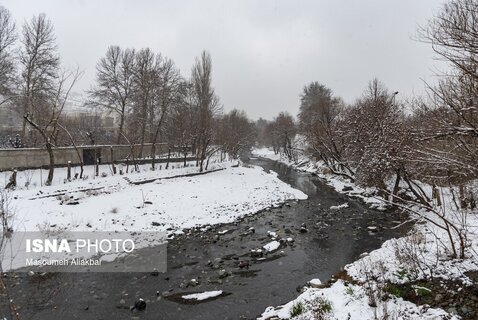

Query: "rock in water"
<box><xmin>218</xmin><ymin>269</ymin><xmax>229</xmax><ymax>278</ymax></box>
<box><xmin>188</xmin><ymin>278</ymin><xmax>199</xmax><ymax>287</ymax></box>
<box><xmin>133</xmin><ymin>298</ymin><xmax>146</xmax><ymax>311</ymax></box>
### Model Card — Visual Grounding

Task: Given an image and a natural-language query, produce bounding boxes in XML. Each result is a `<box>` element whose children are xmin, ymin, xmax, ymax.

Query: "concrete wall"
<box><xmin>0</xmin><ymin>143</ymin><xmax>169</xmax><ymax>171</ymax></box>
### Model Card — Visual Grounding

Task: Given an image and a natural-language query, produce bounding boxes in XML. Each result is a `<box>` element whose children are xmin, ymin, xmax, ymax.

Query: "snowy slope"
<box><xmin>8</xmin><ymin>162</ymin><xmax>307</xmax><ymax>233</ymax></box>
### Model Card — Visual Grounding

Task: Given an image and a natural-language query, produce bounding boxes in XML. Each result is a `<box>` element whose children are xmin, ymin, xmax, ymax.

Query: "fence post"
<box><xmin>67</xmin><ymin>161</ymin><xmax>71</xmax><ymax>181</ymax></box>
<box><xmin>110</xmin><ymin>146</ymin><xmax>116</xmax><ymax>175</ymax></box>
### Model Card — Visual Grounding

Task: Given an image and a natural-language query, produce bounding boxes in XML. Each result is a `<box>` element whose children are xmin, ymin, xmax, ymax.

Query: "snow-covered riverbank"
<box><xmin>253</xmin><ymin>147</ymin><xmax>478</xmax><ymax>320</ymax></box>
<box><xmin>7</xmin><ymin>161</ymin><xmax>307</xmax><ymax>234</ymax></box>
<box><xmin>2</xmin><ymin>160</ymin><xmax>308</xmax><ymax>271</ymax></box>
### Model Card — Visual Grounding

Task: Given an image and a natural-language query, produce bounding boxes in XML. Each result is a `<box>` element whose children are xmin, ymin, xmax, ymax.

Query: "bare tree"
<box><xmin>149</xmin><ymin>55</ymin><xmax>182</xmax><ymax>169</ymax></box>
<box><xmin>89</xmin><ymin>46</ymin><xmax>135</xmax><ymax>144</ymax></box>
<box><xmin>255</xmin><ymin>118</ymin><xmax>270</xmax><ymax>147</ymax></box>
<box><xmin>418</xmin><ymin>0</ymin><xmax>478</xmax><ymax>83</ymax></box>
<box><xmin>24</xmin><ymin>69</ymin><xmax>82</xmax><ymax>185</ymax></box>
<box><xmin>163</xmin><ymin>81</ymin><xmax>193</xmax><ymax>165</ymax></box>
<box><xmin>412</xmin><ymin>0</ymin><xmax>478</xmax><ymax>195</ymax></box>
<box><xmin>191</xmin><ymin>51</ymin><xmax>221</xmax><ymax>172</ymax></box>
<box><xmin>131</xmin><ymin>48</ymin><xmax>156</xmax><ymax>156</ymax></box>
<box><xmin>218</xmin><ymin>109</ymin><xmax>256</xmax><ymax>159</ymax></box>
<box><xmin>18</xmin><ymin>13</ymin><xmax>60</xmax><ymax>145</ymax></box>
<box><xmin>267</xmin><ymin>112</ymin><xmax>297</xmax><ymax>161</ymax></box>
<box><xmin>342</xmin><ymin>79</ymin><xmax>406</xmax><ymax>190</ymax></box>
<box><xmin>0</xmin><ymin>6</ymin><xmax>16</xmax><ymax>99</ymax></box>
<box><xmin>57</xmin><ymin>122</ymin><xmax>84</xmax><ymax>179</ymax></box>
<box><xmin>297</xmin><ymin>82</ymin><xmax>352</xmax><ymax>179</ymax></box>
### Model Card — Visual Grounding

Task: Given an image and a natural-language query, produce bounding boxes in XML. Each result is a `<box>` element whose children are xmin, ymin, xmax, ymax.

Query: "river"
<box><xmin>3</xmin><ymin>157</ymin><xmax>409</xmax><ymax>319</ymax></box>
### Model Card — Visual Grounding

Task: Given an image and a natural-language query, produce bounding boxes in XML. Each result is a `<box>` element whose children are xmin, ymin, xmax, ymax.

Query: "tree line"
<box><xmin>0</xmin><ymin>7</ymin><xmax>256</xmax><ymax>184</ymax></box>
<box><xmin>259</xmin><ymin>0</ymin><xmax>477</xmax><ymax>212</ymax></box>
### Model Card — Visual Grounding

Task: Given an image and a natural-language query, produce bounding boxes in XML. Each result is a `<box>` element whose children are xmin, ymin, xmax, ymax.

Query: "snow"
<box><xmin>346</xmin><ymin>208</ymin><xmax>478</xmax><ymax>286</ymax></box>
<box><xmin>182</xmin><ymin>290</ymin><xmax>223</xmax><ymax>301</ymax></box>
<box><xmin>3</xmin><ymin>159</ymin><xmax>307</xmax><ymax>271</ymax></box>
<box><xmin>330</xmin><ymin>203</ymin><xmax>349</xmax><ymax>210</ymax></box>
<box><xmin>254</xmin><ymin>147</ymin><xmax>477</xmax><ymax>320</ymax></box>
<box><xmin>308</xmin><ymin>278</ymin><xmax>322</xmax><ymax>286</ymax></box>
<box><xmin>8</xmin><ymin>161</ymin><xmax>307</xmax><ymax>233</ymax></box>
<box><xmin>267</xmin><ymin>230</ymin><xmax>277</xmax><ymax>238</ymax></box>
<box><xmin>2</xmin><ymin>160</ymin><xmax>199</xmax><ymax>190</ymax></box>
<box><xmin>252</xmin><ymin>147</ymin><xmax>282</xmax><ymax>162</ymax></box>
<box><xmin>251</xmin><ymin>248</ymin><xmax>263</xmax><ymax>255</ymax></box>
<box><xmin>259</xmin><ymin>280</ymin><xmax>459</xmax><ymax>320</ymax></box>
<box><xmin>263</xmin><ymin>240</ymin><xmax>281</xmax><ymax>252</ymax></box>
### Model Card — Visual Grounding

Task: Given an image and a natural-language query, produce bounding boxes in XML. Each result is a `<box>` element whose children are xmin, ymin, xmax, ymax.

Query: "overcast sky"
<box><xmin>2</xmin><ymin>0</ymin><xmax>446</xmax><ymax>120</ymax></box>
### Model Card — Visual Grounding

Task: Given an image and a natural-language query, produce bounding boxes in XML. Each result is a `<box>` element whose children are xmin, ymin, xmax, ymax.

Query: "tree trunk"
<box><xmin>199</xmin><ymin>140</ymin><xmax>206</xmax><ymax>172</ymax></box>
<box><xmin>166</xmin><ymin>148</ymin><xmax>171</xmax><ymax>169</ymax></box>
<box><xmin>110</xmin><ymin>146</ymin><xmax>116</xmax><ymax>174</ymax></box>
<box><xmin>67</xmin><ymin>161</ymin><xmax>71</xmax><ymax>181</ymax></box>
<box><xmin>199</xmin><ymin>145</ymin><xmax>205</xmax><ymax>172</ymax></box>
<box><xmin>117</xmin><ymin>114</ymin><xmax>125</xmax><ymax>144</ymax></box>
<box><xmin>21</xmin><ymin>89</ymin><xmax>31</xmax><ymax>144</ymax></box>
<box><xmin>392</xmin><ymin>169</ymin><xmax>401</xmax><ymax>203</ymax></box>
<box><xmin>46</xmin><ymin>143</ymin><xmax>55</xmax><ymax>186</ymax></box>
<box><xmin>139</xmin><ymin>121</ymin><xmax>146</xmax><ymax>159</ymax></box>
<box><xmin>205</xmin><ymin>156</ymin><xmax>211</xmax><ymax>171</ymax></box>
<box><xmin>151</xmin><ymin>143</ymin><xmax>157</xmax><ymax>170</ymax></box>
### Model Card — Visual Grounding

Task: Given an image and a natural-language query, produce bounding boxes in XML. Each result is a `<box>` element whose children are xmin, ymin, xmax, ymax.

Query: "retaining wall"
<box><xmin>0</xmin><ymin>143</ymin><xmax>169</xmax><ymax>171</ymax></box>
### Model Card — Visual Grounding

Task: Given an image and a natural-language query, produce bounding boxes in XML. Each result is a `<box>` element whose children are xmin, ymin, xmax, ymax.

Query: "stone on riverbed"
<box><xmin>188</xmin><ymin>278</ymin><xmax>199</xmax><ymax>287</ymax></box>
<box><xmin>367</xmin><ymin>226</ymin><xmax>378</xmax><ymax>232</ymax></box>
<box><xmin>308</xmin><ymin>278</ymin><xmax>323</xmax><ymax>288</ymax></box>
<box><xmin>133</xmin><ymin>298</ymin><xmax>146</xmax><ymax>311</ymax></box>
<box><xmin>299</xmin><ymin>226</ymin><xmax>308</xmax><ymax>233</ymax></box>
<box><xmin>250</xmin><ymin>248</ymin><xmax>263</xmax><ymax>258</ymax></box>
<box><xmin>267</xmin><ymin>231</ymin><xmax>278</xmax><ymax>239</ymax></box>
<box><xmin>263</xmin><ymin>240</ymin><xmax>281</xmax><ymax>252</ymax></box>
<box><xmin>218</xmin><ymin>269</ymin><xmax>230</xmax><ymax>278</ymax></box>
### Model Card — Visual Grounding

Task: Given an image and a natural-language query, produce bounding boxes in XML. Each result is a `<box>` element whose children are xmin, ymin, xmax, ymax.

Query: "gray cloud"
<box><xmin>2</xmin><ymin>0</ymin><xmax>446</xmax><ymax>119</ymax></box>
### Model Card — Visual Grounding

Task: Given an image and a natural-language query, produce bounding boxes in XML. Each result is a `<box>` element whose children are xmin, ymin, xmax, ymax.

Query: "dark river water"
<box><xmin>1</xmin><ymin>158</ymin><xmax>409</xmax><ymax>320</ymax></box>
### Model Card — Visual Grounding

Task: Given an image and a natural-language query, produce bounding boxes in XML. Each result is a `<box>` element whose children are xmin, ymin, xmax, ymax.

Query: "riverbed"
<box><xmin>2</xmin><ymin>158</ymin><xmax>410</xmax><ymax>319</ymax></box>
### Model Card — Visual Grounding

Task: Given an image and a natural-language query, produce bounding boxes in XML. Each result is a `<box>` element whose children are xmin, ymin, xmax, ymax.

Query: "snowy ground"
<box><xmin>1</xmin><ymin>158</ymin><xmax>308</xmax><ymax>271</ymax></box>
<box><xmin>6</xmin><ymin>160</ymin><xmax>307</xmax><ymax>233</ymax></box>
<box><xmin>259</xmin><ymin>280</ymin><xmax>457</xmax><ymax>320</ymax></box>
<box><xmin>253</xmin><ymin>147</ymin><xmax>478</xmax><ymax>320</ymax></box>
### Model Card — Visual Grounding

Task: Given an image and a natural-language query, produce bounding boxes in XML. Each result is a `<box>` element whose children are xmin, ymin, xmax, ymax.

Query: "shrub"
<box><xmin>309</xmin><ymin>297</ymin><xmax>333</xmax><ymax>319</ymax></box>
<box><xmin>290</xmin><ymin>301</ymin><xmax>304</xmax><ymax>317</ymax></box>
